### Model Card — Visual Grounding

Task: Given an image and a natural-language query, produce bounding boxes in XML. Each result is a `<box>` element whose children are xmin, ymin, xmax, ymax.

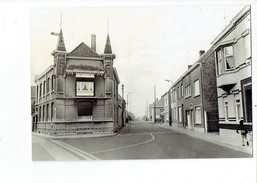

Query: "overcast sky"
<box><xmin>30</xmin><ymin>4</ymin><xmax>245</xmax><ymax>117</ymax></box>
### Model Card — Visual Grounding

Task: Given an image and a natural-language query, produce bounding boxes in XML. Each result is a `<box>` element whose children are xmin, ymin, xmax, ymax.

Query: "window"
<box><xmin>235</xmin><ymin>99</ymin><xmax>241</xmax><ymax>122</ymax></box>
<box><xmin>216</xmin><ymin>45</ymin><xmax>234</xmax><ymax>75</ymax></box>
<box><xmin>46</xmin><ymin>78</ymin><xmax>50</xmax><ymax>93</ymax></box>
<box><xmin>178</xmin><ymin>86</ymin><xmax>180</xmax><ymax>99</ymax></box>
<box><xmin>78</xmin><ymin>101</ymin><xmax>93</xmax><ymax>120</ymax></box>
<box><xmin>178</xmin><ymin>106</ymin><xmax>182</xmax><ymax>122</ymax></box>
<box><xmin>43</xmin><ymin>81</ymin><xmax>46</xmax><ymax>95</ymax></box>
<box><xmin>224</xmin><ymin>102</ymin><xmax>229</xmax><ymax>122</ymax></box>
<box><xmin>40</xmin><ymin>83</ymin><xmax>42</xmax><ymax>97</ymax></box>
<box><xmin>194</xmin><ymin>80</ymin><xmax>200</xmax><ymax>96</ymax></box>
<box><xmin>51</xmin><ymin>75</ymin><xmax>55</xmax><ymax>91</ymax></box>
<box><xmin>185</xmin><ymin>84</ymin><xmax>191</xmax><ymax>98</ymax></box>
<box><xmin>76</xmin><ymin>81</ymin><xmax>94</xmax><ymax>96</ymax></box>
<box><xmin>39</xmin><ymin>106</ymin><xmax>41</xmax><ymax>121</ymax></box>
<box><xmin>224</xmin><ymin>46</ymin><xmax>234</xmax><ymax>70</ymax></box>
<box><xmin>51</xmin><ymin>102</ymin><xmax>54</xmax><ymax>121</ymax></box>
<box><xmin>244</xmin><ymin>34</ymin><xmax>251</xmax><ymax>59</ymax></box>
<box><xmin>181</xmin><ymin>84</ymin><xmax>184</xmax><ymax>97</ymax></box>
<box><xmin>46</xmin><ymin>104</ymin><xmax>49</xmax><ymax>121</ymax></box>
<box><xmin>43</xmin><ymin>105</ymin><xmax>45</xmax><ymax>121</ymax></box>
<box><xmin>217</xmin><ymin>50</ymin><xmax>224</xmax><ymax>75</ymax></box>
<box><xmin>195</xmin><ymin>107</ymin><xmax>201</xmax><ymax>124</ymax></box>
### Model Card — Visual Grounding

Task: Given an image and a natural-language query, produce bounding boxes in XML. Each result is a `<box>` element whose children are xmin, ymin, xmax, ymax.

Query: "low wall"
<box><xmin>36</xmin><ymin>120</ymin><xmax>114</xmax><ymax>136</ymax></box>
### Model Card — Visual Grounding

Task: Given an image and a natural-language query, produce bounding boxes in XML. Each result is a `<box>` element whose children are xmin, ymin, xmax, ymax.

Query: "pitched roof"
<box><xmin>68</xmin><ymin>42</ymin><xmax>101</xmax><ymax>58</ymax></box>
<box><xmin>104</xmin><ymin>34</ymin><xmax>112</xmax><ymax>54</ymax></box>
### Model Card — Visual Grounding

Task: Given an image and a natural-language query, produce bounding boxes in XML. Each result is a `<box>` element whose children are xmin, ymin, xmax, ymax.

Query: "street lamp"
<box><xmin>165</xmin><ymin>79</ymin><xmax>173</xmax><ymax>126</ymax></box>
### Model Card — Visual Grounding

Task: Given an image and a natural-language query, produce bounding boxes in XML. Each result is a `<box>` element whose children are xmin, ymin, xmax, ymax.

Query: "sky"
<box><xmin>30</xmin><ymin>4</ymin><xmax>246</xmax><ymax>117</ymax></box>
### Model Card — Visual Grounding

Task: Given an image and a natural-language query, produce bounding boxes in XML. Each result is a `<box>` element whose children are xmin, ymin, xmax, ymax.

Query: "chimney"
<box><xmin>91</xmin><ymin>34</ymin><xmax>96</xmax><ymax>51</ymax></box>
<box><xmin>188</xmin><ymin>65</ymin><xmax>192</xmax><ymax>69</ymax></box>
<box><xmin>199</xmin><ymin>50</ymin><xmax>205</xmax><ymax>58</ymax></box>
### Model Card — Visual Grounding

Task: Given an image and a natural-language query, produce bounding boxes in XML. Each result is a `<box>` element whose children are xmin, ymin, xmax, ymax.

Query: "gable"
<box><xmin>68</xmin><ymin>42</ymin><xmax>100</xmax><ymax>58</ymax></box>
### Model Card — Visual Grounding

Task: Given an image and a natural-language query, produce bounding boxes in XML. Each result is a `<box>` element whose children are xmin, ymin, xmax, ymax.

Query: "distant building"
<box><xmin>211</xmin><ymin>6</ymin><xmax>252</xmax><ymax>137</ymax></box>
<box><xmin>161</xmin><ymin>91</ymin><xmax>170</xmax><ymax>125</ymax></box>
<box><xmin>149</xmin><ymin>97</ymin><xmax>164</xmax><ymax>123</ymax></box>
<box><xmin>33</xmin><ymin>29</ymin><xmax>125</xmax><ymax>135</ymax></box>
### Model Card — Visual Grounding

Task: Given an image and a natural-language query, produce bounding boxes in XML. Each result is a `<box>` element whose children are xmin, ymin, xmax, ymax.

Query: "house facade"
<box><xmin>33</xmin><ymin>29</ymin><xmax>125</xmax><ymax>135</ymax></box>
<box><xmin>211</xmin><ymin>6</ymin><xmax>252</xmax><ymax>137</ymax></box>
<box><xmin>170</xmin><ymin>49</ymin><xmax>219</xmax><ymax>133</ymax></box>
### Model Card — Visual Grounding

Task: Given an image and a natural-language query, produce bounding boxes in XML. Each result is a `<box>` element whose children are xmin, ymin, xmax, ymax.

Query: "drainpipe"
<box><xmin>199</xmin><ymin>62</ymin><xmax>207</xmax><ymax>132</ymax></box>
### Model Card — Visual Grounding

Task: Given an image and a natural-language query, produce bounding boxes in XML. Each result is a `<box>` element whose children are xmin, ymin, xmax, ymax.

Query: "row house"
<box><xmin>211</xmin><ymin>6</ymin><xmax>252</xmax><ymax>138</ymax></box>
<box><xmin>33</xmin><ymin>29</ymin><xmax>126</xmax><ymax>136</ymax></box>
<box><xmin>170</xmin><ymin>49</ymin><xmax>219</xmax><ymax>132</ymax></box>
<box><xmin>165</xmin><ymin>6</ymin><xmax>252</xmax><ymax>136</ymax></box>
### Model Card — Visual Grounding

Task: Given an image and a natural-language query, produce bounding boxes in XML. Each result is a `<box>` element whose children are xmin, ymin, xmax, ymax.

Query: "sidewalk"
<box><xmin>154</xmin><ymin>123</ymin><xmax>253</xmax><ymax>155</ymax></box>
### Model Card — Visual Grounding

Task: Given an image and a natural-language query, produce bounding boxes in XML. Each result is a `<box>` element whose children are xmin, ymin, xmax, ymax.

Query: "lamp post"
<box><xmin>165</xmin><ymin>79</ymin><xmax>173</xmax><ymax>126</ymax></box>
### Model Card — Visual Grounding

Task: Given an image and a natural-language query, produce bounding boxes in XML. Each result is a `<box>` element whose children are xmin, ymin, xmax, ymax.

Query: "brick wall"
<box><xmin>202</xmin><ymin>51</ymin><xmax>219</xmax><ymax>132</ymax></box>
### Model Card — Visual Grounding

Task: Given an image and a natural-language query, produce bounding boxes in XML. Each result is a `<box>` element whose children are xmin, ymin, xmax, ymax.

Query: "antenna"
<box><xmin>60</xmin><ymin>12</ymin><xmax>62</xmax><ymax>30</ymax></box>
<box><xmin>107</xmin><ymin>17</ymin><xmax>109</xmax><ymax>34</ymax></box>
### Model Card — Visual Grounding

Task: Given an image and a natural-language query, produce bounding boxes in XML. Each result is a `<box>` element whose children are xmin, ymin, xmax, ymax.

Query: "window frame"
<box><xmin>194</xmin><ymin>79</ymin><xmax>200</xmax><ymax>97</ymax></box>
<box><xmin>194</xmin><ymin>106</ymin><xmax>201</xmax><ymax>124</ymax></box>
<box><xmin>76</xmin><ymin>78</ymin><xmax>95</xmax><ymax>97</ymax></box>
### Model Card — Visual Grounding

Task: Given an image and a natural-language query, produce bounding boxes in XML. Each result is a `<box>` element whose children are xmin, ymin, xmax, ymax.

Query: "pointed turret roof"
<box><xmin>56</xmin><ymin>29</ymin><xmax>66</xmax><ymax>52</ymax></box>
<box><xmin>104</xmin><ymin>33</ymin><xmax>112</xmax><ymax>54</ymax></box>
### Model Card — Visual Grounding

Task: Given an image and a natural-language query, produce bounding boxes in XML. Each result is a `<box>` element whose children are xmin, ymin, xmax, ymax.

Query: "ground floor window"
<box><xmin>224</xmin><ymin>102</ymin><xmax>229</xmax><ymax>122</ymax></box>
<box><xmin>78</xmin><ymin>101</ymin><xmax>93</xmax><ymax>120</ymax></box>
<box><xmin>178</xmin><ymin>106</ymin><xmax>182</xmax><ymax>122</ymax></box>
<box><xmin>195</xmin><ymin>106</ymin><xmax>201</xmax><ymax>124</ymax></box>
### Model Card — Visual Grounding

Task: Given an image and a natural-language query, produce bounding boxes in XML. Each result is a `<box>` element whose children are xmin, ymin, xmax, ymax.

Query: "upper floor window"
<box><xmin>185</xmin><ymin>84</ymin><xmax>191</xmax><ymax>98</ymax></box>
<box><xmin>224</xmin><ymin>46</ymin><xmax>234</xmax><ymax>70</ymax></box>
<box><xmin>194</xmin><ymin>79</ymin><xmax>200</xmax><ymax>96</ymax></box>
<box><xmin>76</xmin><ymin>80</ymin><xmax>94</xmax><ymax>96</ymax></box>
<box><xmin>181</xmin><ymin>83</ymin><xmax>184</xmax><ymax>97</ymax></box>
<box><xmin>216</xmin><ymin>45</ymin><xmax>234</xmax><ymax>75</ymax></box>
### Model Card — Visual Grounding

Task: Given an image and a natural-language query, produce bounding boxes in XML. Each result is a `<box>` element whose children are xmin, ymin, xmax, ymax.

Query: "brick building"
<box><xmin>170</xmin><ymin>49</ymin><xmax>219</xmax><ymax>132</ymax></box>
<box><xmin>211</xmin><ymin>6</ymin><xmax>252</xmax><ymax>138</ymax></box>
<box><xmin>33</xmin><ymin>29</ymin><xmax>125</xmax><ymax>135</ymax></box>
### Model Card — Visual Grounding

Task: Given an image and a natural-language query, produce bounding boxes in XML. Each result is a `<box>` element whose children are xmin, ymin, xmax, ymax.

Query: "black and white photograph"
<box><xmin>31</xmin><ymin>4</ymin><xmax>253</xmax><ymax>160</ymax></box>
<box><xmin>0</xmin><ymin>0</ymin><xmax>256</xmax><ymax>183</ymax></box>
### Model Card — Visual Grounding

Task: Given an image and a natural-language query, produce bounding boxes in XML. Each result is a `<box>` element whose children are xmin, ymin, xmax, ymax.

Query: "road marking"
<box><xmin>51</xmin><ymin>140</ymin><xmax>101</xmax><ymax>160</ymax></box>
<box><xmin>119</xmin><ymin>131</ymin><xmax>180</xmax><ymax>137</ymax></box>
<box><xmin>91</xmin><ymin>133</ymin><xmax>155</xmax><ymax>154</ymax></box>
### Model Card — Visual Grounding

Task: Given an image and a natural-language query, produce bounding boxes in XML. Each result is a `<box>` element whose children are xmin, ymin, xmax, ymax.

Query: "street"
<box><xmin>32</xmin><ymin>121</ymin><xmax>251</xmax><ymax>160</ymax></box>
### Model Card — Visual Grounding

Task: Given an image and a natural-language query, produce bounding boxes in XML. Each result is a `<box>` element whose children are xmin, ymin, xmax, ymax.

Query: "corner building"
<box><xmin>34</xmin><ymin>30</ymin><xmax>125</xmax><ymax>135</ymax></box>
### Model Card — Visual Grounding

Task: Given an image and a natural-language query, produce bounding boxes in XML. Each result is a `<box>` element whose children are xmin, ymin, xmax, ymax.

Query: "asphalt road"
<box><xmin>55</xmin><ymin>121</ymin><xmax>251</xmax><ymax>160</ymax></box>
